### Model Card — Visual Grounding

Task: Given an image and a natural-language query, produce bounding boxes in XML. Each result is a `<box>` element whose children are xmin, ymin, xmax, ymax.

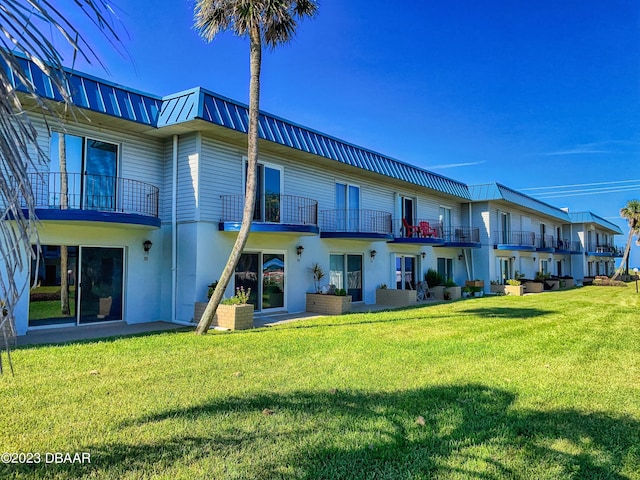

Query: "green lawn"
<box><xmin>1</xmin><ymin>287</ymin><xmax>639</xmax><ymax>479</ymax></box>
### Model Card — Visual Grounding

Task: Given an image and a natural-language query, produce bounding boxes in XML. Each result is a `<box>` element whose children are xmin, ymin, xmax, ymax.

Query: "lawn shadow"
<box><xmin>461</xmin><ymin>307</ymin><xmax>554</xmax><ymax>319</ymax></box>
<box><xmin>9</xmin><ymin>384</ymin><xmax>637</xmax><ymax>479</ymax></box>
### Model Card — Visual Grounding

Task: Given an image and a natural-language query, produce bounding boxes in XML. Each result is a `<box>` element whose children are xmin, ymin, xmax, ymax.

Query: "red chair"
<box><xmin>402</xmin><ymin>218</ymin><xmax>420</xmax><ymax>238</ymax></box>
<box><xmin>419</xmin><ymin>221</ymin><xmax>438</xmax><ymax>238</ymax></box>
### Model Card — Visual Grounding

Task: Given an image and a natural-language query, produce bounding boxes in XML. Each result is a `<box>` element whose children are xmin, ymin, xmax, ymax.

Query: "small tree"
<box><xmin>612</xmin><ymin>199</ymin><xmax>640</xmax><ymax>280</ymax></box>
<box><xmin>194</xmin><ymin>0</ymin><xmax>318</xmax><ymax>334</ymax></box>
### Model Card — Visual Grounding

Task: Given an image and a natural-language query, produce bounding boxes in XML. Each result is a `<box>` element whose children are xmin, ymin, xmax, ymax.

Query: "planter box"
<box><xmin>505</xmin><ymin>285</ymin><xmax>524</xmax><ymax>296</ymax></box>
<box><xmin>523</xmin><ymin>281</ymin><xmax>543</xmax><ymax>293</ymax></box>
<box><xmin>545</xmin><ymin>280</ymin><xmax>560</xmax><ymax>291</ymax></box>
<box><xmin>306</xmin><ymin>293</ymin><xmax>352</xmax><ymax>315</ymax></box>
<box><xmin>375</xmin><ymin>289</ymin><xmax>416</xmax><ymax>306</ymax></box>
<box><xmin>193</xmin><ymin>302</ymin><xmax>254</xmax><ymax>330</ymax></box>
<box><xmin>444</xmin><ymin>286</ymin><xmax>461</xmax><ymax>301</ymax></box>
<box><xmin>560</xmin><ymin>279</ymin><xmax>574</xmax><ymax>289</ymax></box>
<box><xmin>490</xmin><ymin>284</ymin><xmax>505</xmax><ymax>294</ymax></box>
<box><xmin>465</xmin><ymin>280</ymin><xmax>484</xmax><ymax>288</ymax></box>
<box><xmin>430</xmin><ymin>286</ymin><xmax>445</xmax><ymax>300</ymax></box>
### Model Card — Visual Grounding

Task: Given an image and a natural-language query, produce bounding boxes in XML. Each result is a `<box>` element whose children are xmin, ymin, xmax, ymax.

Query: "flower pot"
<box><xmin>490</xmin><ymin>284</ymin><xmax>505</xmax><ymax>294</ymax></box>
<box><xmin>523</xmin><ymin>281</ymin><xmax>543</xmax><ymax>293</ymax></box>
<box><xmin>193</xmin><ymin>302</ymin><xmax>254</xmax><ymax>330</ymax></box>
<box><xmin>430</xmin><ymin>286</ymin><xmax>445</xmax><ymax>300</ymax></box>
<box><xmin>375</xmin><ymin>288</ymin><xmax>417</xmax><ymax>306</ymax></box>
<box><xmin>505</xmin><ymin>285</ymin><xmax>524</xmax><ymax>296</ymax></box>
<box><xmin>306</xmin><ymin>293</ymin><xmax>352</xmax><ymax>315</ymax></box>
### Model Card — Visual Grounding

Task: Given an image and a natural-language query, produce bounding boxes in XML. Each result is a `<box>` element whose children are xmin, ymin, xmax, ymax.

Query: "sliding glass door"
<box><xmin>235</xmin><ymin>252</ymin><xmax>286</xmax><ymax>311</ymax></box>
<box><xmin>78</xmin><ymin>247</ymin><xmax>124</xmax><ymax>324</ymax></box>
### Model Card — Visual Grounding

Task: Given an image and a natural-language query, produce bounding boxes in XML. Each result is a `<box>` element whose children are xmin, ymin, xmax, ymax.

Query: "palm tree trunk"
<box><xmin>611</xmin><ymin>229</ymin><xmax>633</xmax><ymax>281</ymax></box>
<box><xmin>59</xmin><ymin>134</ymin><xmax>70</xmax><ymax>316</ymax></box>
<box><xmin>196</xmin><ymin>24</ymin><xmax>261</xmax><ymax>334</ymax></box>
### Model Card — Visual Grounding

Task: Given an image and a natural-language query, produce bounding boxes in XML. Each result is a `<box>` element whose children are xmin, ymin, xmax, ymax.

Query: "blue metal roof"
<box><xmin>3</xmin><ymin>55</ymin><xmax>162</xmax><ymax>126</ymax></box>
<box><xmin>159</xmin><ymin>87</ymin><xmax>471</xmax><ymax>199</ymax></box>
<box><xmin>568</xmin><ymin>212</ymin><xmax>623</xmax><ymax>234</ymax></box>
<box><xmin>469</xmin><ymin>183</ymin><xmax>571</xmax><ymax>222</ymax></box>
<box><xmin>7</xmin><ymin>55</ymin><xmax>471</xmax><ymax>200</ymax></box>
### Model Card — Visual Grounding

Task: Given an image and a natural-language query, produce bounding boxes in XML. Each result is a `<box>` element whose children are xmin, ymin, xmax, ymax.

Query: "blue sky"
<box><xmin>62</xmin><ymin>0</ymin><xmax>639</xmax><ymax>265</ymax></box>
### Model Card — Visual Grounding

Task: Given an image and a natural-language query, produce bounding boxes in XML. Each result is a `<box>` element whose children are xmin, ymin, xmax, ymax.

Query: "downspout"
<box><xmin>171</xmin><ymin>135</ymin><xmax>179</xmax><ymax>324</ymax></box>
<box><xmin>468</xmin><ymin>202</ymin><xmax>474</xmax><ymax>280</ymax></box>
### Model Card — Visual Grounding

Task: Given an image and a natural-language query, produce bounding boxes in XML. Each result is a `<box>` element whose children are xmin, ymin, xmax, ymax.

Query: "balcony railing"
<box><xmin>555</xmin><ymin>239</ymin><xmax>581</xmax><ymax>252</ymax></box>
<box><xmin>320</xmin><ymin>209</ymin><xmax>392</xmax><ymax>234</ymax></box>
<box><xmin>221</xmin><ymin>194</ymin><xmax>318</xmax><ymax>225</ymax></box>
<box><xmin>587</xmin><ymin>243</ymin><xmax>623</xmax><ymax>255</ymax></box>
<box><xmin>441</xmin><ymin>226</ymin><xmax>480</xmax><ymax>244</ymax></box>
<box><xmin>493</xmin><ymin>230</ymin><xmax>536</xmax><ymax>247</ymax></box>
<box><xmin>28</xmin><ymin>172</ymin><xmax>159</xmax><ymax>217</ymax></box>
<box><xmin>536</xmin><ymin>234</ymin><xmax>555</xmax><ymax>249</ymax></box>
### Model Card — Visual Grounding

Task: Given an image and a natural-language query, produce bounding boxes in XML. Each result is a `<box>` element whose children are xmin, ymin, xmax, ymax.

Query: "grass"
<box><xmin>1</xmin><ymin>286</ymin><xmax>639</xmax><ymax>479</ymax></box>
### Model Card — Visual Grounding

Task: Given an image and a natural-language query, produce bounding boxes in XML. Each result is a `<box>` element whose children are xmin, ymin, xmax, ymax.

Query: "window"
<box><xmin>395</xmin><ymin>255</ymin><xmax>416</xmax><ymax>290</ymax></box>
<box><xmin>499</xmin><ymin>211</ymin><xmax>510</xmax><ymax>243</ymax></box>
<box><xmin>439</xmin><ymin>206</ymin><xmax>451</xmax><ymax>229</ymax></box>
<box><xmin>49</xmin><ymin>132</ymin><xmax>118</xmax><ymax>211</ymax></box>
<box><xmin>437</xmin><ymin>257</ymin><xmax>453</xmax><ymax>282</ymax></box>
<box><xmin>336</xmin><ymin>183</ymin><xmax>360</xmax><ymax>231</ymax></box>
<box><xmin>245</xmin><ymin>162</ymin><xmax>282</xmax><ymax>222</ymax></box>
<box><xmin>330</xmin><ymin>254</ymin><xmax>362</xmax><ymax>301</ymax></box>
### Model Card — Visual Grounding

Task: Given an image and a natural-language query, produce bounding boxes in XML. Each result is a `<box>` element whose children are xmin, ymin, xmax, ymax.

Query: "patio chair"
<box><xmin>419</xmin><ymin>221</ymin><xmax>438</xmax><ymax>238</ymax></box>
<box><xmin>416</xmin><ymin>281</ymin><xmax>431</xmax><ymax>301</ymax></box>
<box><xmin>402</xmin><ymin>218</ymin><xmax>420</xmax><ymax>238</ymax></box>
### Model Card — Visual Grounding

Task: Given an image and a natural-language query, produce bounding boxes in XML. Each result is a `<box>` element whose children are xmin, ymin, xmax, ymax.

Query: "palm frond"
<box><xmin>0</xmin><ymin>0</ymin><xmax>121</xmax><ymax>341</ymax></box>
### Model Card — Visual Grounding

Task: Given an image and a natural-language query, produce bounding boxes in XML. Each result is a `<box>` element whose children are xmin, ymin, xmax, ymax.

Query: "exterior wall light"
<box><xmin>143</xmin><ymin>240</ymin><xmax>153</xmax><ymax>254</ymax></box>
<box><xmin>458</xmin><ymin>251</ymin><xmax>464</xmax><ymax>261</ymax></box>
<box><xmin>296</xmin><ymin>245</ymin><xmax>304</xmax><ymax>260</ymax></box>
<box><xmin>532</xmin><ymin>256</ymin><xmax>536</xmax><ymax>262</ymax></box>
<box><xmin>370</xmin><ymin>249</ymin><xmax>377</xmax><ymax>260</ymax></box>
<box><xmin>421</xmin><ymin>252</ymin><xmax>426</xmax><ymax>259</ymax></box>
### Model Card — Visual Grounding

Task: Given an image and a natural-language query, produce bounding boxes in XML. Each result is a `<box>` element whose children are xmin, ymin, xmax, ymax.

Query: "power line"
<box><xmin>536</xmin><ymin>185</ymin><xmax>640</xmax><ymax>199</ymax></box>
<box><xmin>520</xmin><ymin>179</ymin><xmax>640</xmax><ymax>191</ymax></box>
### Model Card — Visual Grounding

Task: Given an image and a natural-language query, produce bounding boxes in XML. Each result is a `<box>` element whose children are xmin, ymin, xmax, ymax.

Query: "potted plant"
<box><xmin>426</xmin><ymin>269</ymin><xmax>445</xmax><ymax>300</ymax></box>
<box><xmin>215</xmin><ymin>287</ymin><xmax>254</xmax><ymax>330</ymax></box>
<box><xmin>461</xmin><ymin>286</ymin><xmax>472</xmax><ymax>298</ymax></box>
<box><xmin>306</xmin><ymin>264</ymin><xmax>352</xmax><ymax>315</ymax></box>
<box><xmin>375</xmin><ymin>282</ymin><xmax>417</xmax><ymax>306</ymax></box>
<box><xmin>443</xmin><ymin>280</ymin><xmax>461</xmax><ymax>300</ymax></box>
<box><xmin>490</xmin><ymin>280</ymin><xmax>505</xmax><ymax>294</ymax></box>
<box><xmin>505</xmin><ymin>279</ymin><xmax>524</xmax><ymax>296</ymax></box>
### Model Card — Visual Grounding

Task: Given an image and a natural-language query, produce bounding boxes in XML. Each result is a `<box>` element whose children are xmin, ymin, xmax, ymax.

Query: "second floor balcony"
<box><xmin>26</xmin><ymin>172</ymin><xmax>160</xmax><ymax>227</ymax></box>
<box><xmin>219</xmin><ymin>194</ymin><xmax>319</xmax><ymax>235</ymax></box>
<box><xmin>493</xmin><ymin>230</ymin><xmax>536</xmax><ymax>251</ymax></box>
<box><xmin>586</xmin><ymin>243</ymin><xmax>623</xmax><ymax>257</ymax></box>
<box><xmin>536</xmin><ymin>234</ymin><xmax>556</xmax><ymax>252</ymax></box>
<box><xmin>555</xmin><ymin>239</ymin><xmax>582</xmax><ymax>254</ymax></box>
<box><xmin>320</xmin><ymin>209</ymin><xmax>393</xmax><ymax>240</ymax></box>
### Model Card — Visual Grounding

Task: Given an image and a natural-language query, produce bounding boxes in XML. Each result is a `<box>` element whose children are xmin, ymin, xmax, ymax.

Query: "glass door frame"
<box><xmin>235</xmin><ymin>250</ymin><xmax>287</xmax><ymax>312</ymax></box>
<box><xmin>77</xmin><ymin>245</ymin><xmax>126</xmax><ymax>325</ymax></box>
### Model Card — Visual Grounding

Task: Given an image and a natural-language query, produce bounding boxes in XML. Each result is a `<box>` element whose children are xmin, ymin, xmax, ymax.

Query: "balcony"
<box><xmin>535</xmin><ymin>234</ymin><xmax>556</xmax><ymax>252</ymax></box>
<box><xmin>438</xmin><ymin>226</ymin><xmax>481</xmax><ymax>248</ymax></box>
<box><xmin>26</xmin><ymin>172</ymin><xmax>160</xmax><ymax>227</ymax></box>
<box><xmin>554</xmin><ymin>239</ymin><xmax>582</xmax><ymax>254</ymax></box>
<box><xmin>586</xmin><ymin>243</ymin><xmax>623</xmax><ymax>257</ymax></box>
<box><xmin>493</xmin><ymin>231</ymin><xmax>536</xmax><ymax>251</ymax></box>
<box><xmin>219</xmin><ymin>194</ymin><xmax>319</xmax><ymax>235</ymax></box>
<box><xmin>390</xmin><ymin>219</ymin><xmax>445</xmax><ymax>245</ymax></box>
<box><xmin>320</xmin><ymin>209</ymin><xmax>393</xmax><ymax>241</ymax></box>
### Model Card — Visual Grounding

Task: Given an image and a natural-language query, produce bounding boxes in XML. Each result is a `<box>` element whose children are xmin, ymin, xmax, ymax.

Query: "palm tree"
<box><xmin>193</xmin><ymin>0</ymin><xmax>318</xmax><ymax>334</ymax></box>
<box><xmin>612</xmin><ymin>199</ymin><xmax>640</xmax><ymax>280</ymax></box>
<box><xmin>0</xmin><ymin>2</ymin><xmax>119</xmax><ymax>332</ymax></box>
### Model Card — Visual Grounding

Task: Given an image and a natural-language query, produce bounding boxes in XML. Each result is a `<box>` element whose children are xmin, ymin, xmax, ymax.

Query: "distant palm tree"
<box><xmin>612</xmin><ymin>199</ymin><xmax>640</xmax><ymax>280</ymax></box>
<box><xmin>0</xmin><ymin>1</ymin><xmax>120</xmax><ymax>328</ymax></box>
<box><xmin>194</xmin><ymin>0</ymin><xmax>318</xmax><ymax>334</ymax></box>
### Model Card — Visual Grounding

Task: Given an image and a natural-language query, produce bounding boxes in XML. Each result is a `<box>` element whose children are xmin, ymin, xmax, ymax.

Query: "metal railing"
<box><xmin>493</xmin><ymin>230</ymin><xmax>536</xmax><ymax>247</ymax></box>
<box><xmin>587</xmin><ymin>243</ymin><xmax>623</xmax><ymax>255</ymax></box>
<box><xmin>221</xmin><ymin>194</ymin><xmax>318</xmax><ymax>225</ymax></box>
<box><xmin>28</xmin><ymin>172</ymin><xmax>159</xmax><ymax>217</ymax></box>
<box><xmin>555</xmin><ymin>239</ymin><xmax>581</xmax><ymax>252</ymax></box>
<box><xmin>536</xmin><ymin>234</ymin><xmax>555</xmax><ymax>249</ymax></box>
<box><xmin>441</xmin><ymin>226</ymin><xmax>480</xmax><ymax>243</ymax></box>
<box><xmin>320</xmin><ymin>209</ymin><xmax>392</xmax><ymax>234</ymax></box>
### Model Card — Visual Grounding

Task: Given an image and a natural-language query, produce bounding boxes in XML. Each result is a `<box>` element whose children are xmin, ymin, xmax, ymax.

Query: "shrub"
<box><xmin>506</xmin><ymin>279</ymin><xmax>522</xmax><ymax>286</ymax></box>
<box><xmin>444</xmin><ymin>280</ymin><xmax>457</xmax><ymax>288</ymax></box>
<box><xmin>221</xmin><ymin>286</ymin><xmax>252</xmax><ymax>305</ymax></box>
<box><xmin>593</xmin><ymin>278</ymin><xmax>627</xmax><ymax>287</ymax></box>
<box><xmin>207</xmin><ymin>281</ymin><xmax>219</xmax><ymax>300</ymax></box>
<box><xmin>334</xmin><ymin>288</ymin><xmax>347</xmax><ymax>296</ymax></box>
<box><xmin>425</xmin><ymin>269</ymin><xmax>444</xmax><ymax>288</ymax></box>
